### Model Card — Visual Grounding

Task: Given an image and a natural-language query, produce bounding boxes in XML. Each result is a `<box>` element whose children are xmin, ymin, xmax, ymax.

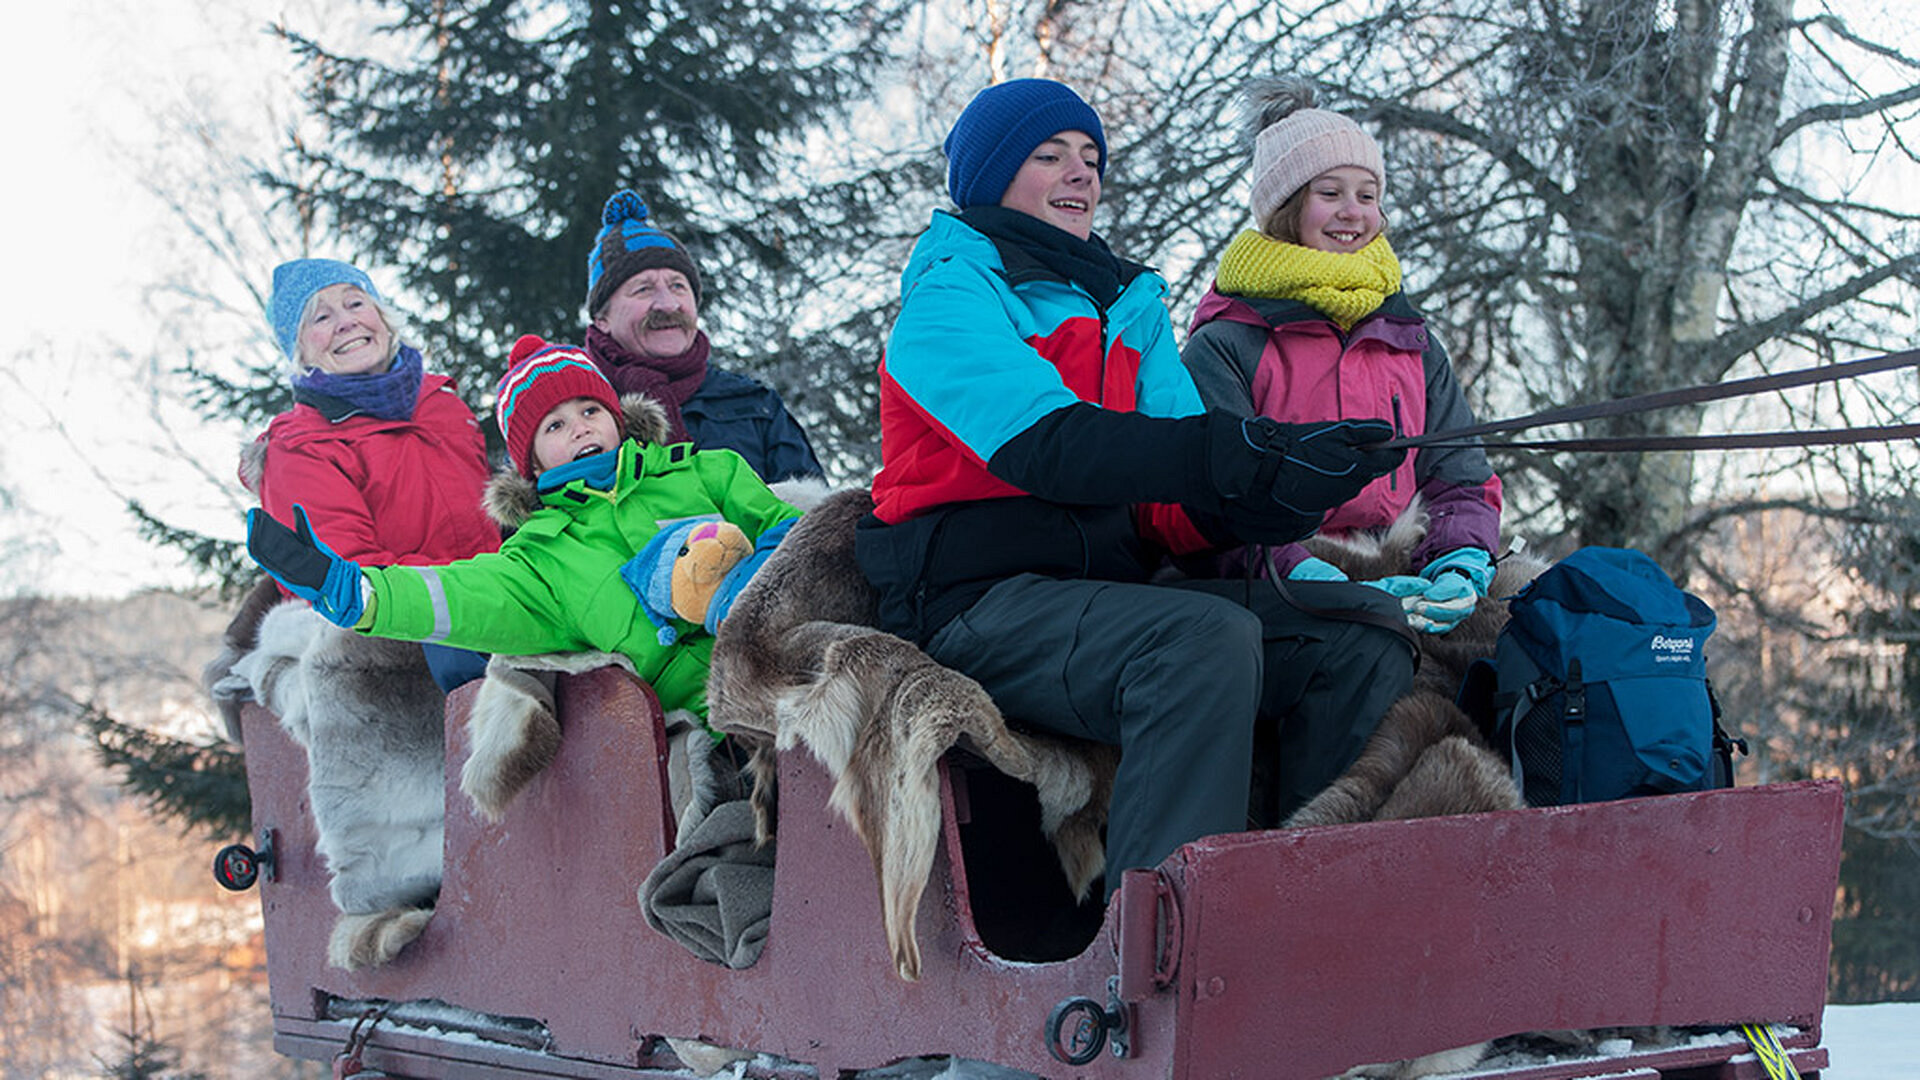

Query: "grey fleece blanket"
<box><xmin>639</xmin><ymin>797</ymin><xmax>774</xmax><ymax>969</ymax></box>
<box><xmin>639</xmin><ymin>725</ymin><xmax>773</xmax><ymax>969</ymax></box>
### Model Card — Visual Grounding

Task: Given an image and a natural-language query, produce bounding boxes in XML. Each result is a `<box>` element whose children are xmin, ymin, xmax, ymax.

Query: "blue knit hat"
<box><xmin>943</xmin><ymin>79</ymin><xmax>1107</xmax><ymax>209</ymax></box>
<box><xmin>586</xmin><ymin>190</ymin><xmax>702</xmax><ymax>316</ymax></box>
<box><xmin>268</xmin><ymin>259</ymin><xmax>383</xmax><ymax>361</ymax></box>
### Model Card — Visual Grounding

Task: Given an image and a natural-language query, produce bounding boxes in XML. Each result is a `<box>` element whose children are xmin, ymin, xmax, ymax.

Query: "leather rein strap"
<box><xmin>1259</xmin><ymin>548</ymin><xmax>1424</xmax><ymax>665</ymax></box>
<box><xmin>1257</xmin><ymin>347</ymin><xmax>1917</xmax><ymax>646</ymax></box>
<box><xmin>1380</xmin><ymin>347</ymin><xmax>1920</xmax><ymax>452</ymax></box>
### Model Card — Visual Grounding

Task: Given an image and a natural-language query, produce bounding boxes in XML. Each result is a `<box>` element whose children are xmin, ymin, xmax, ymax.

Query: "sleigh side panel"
<box><xmin>1160</xmin><ymin>781</ymin><xmax>1841</xmax><ymax>1079</ymax></box>
<box><xmin>240</xmin><ymin>667</ymin><xmax>1841</xmax><ymax>1079</ymax></box>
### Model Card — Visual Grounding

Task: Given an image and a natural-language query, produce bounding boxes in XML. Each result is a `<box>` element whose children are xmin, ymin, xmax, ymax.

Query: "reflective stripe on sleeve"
<box><xmin>417</xmin><ymin>567</ymin><xmax>454</xmax><ymax>644</ymax></box>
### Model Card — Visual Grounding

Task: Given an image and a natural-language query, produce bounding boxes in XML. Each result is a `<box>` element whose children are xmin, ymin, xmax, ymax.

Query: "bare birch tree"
<box><xmin>1106</xmin><ymin>0</ymin><xmax>1918</xmax><ymax>562</ymax></box>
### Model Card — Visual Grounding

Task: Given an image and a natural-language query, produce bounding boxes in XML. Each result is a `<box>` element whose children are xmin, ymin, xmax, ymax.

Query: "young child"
<box><xmin>246</xmin><ymin>334</ymin><xmax>800</xmax><ymax>718</ymax></box>
<box><xmin>1181</xmin><ymin>76</ymin><xmax>1504</xmax><ymax>634</ymax></box>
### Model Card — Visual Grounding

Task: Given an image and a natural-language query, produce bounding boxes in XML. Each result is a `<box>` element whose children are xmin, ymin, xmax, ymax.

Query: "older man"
<box><xmin>583</xmin><ymin>189</ymin><xmax>824</xmax><ymax>482</ymax></box>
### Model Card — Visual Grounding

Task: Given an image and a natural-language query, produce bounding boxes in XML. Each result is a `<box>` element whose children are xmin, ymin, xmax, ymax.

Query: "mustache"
<box><xmin>642</xmin><ymin>310</ymin><xmax>696</xmax><ymax>331</ymax></box>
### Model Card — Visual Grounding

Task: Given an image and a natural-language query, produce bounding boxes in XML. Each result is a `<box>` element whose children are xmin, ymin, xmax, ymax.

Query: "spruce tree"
<box><xmin>118</xmin><ymin>0</ymin><xmax>918</xmax><ymax>840</ymax></box>
<box><xmin>248</xmin><ymin>0</ymin><xmax>893</xmax><ymax>460</ymax></box>
<box><xmin>86</xmin><ymin>704</ymin><xmax>252</xmax><ymax>841</ymax></box>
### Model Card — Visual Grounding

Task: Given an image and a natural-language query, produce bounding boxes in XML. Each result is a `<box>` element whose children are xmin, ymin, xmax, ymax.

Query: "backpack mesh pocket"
<box><xmin>1511</xmin><ymin>692</ymin><xmax>1565</xmax><ymax>808</ymax></box>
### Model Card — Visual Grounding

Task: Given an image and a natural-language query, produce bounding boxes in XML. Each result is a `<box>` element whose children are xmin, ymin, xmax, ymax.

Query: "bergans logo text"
<box><xmin>1651</xmin><ymin>634</ymin><xmax>1696</xmax><ymax>663</ymax></box>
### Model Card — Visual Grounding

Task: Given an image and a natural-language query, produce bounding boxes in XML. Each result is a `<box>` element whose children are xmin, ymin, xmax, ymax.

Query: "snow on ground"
<box><xmin>1819</xmin><ymin>1001</ymin><xmax>1918</xmax><ymax>1080</ymax></box>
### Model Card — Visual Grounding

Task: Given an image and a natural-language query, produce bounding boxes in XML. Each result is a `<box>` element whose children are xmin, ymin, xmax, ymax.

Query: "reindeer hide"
<box><xmin>1290</xmin><ymin>507</ymin><xmax>1546</xmax><ymax>1079</ymax></box>
<box><xmin>707</xmin><ymin>488</ymin><xmax>1116</xmax><ymax>981</ymax></box>
<box><xmin>230</xmin><ymin>600</ymin><xmax>444</xmax><ymax>969</ymax></box>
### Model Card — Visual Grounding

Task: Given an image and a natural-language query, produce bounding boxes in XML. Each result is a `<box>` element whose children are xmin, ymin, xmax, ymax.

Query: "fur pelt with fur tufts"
<box><xmin>1283</xmin><ymin>689</ymin><xmax>1521</xmax><ymax>829</ymax></box>
<box><xmin>200</xmin><ymin>436</ymin><xmax>284</xmax><ymax>744</ymax></box>
<box><xmin>461</xmin><ymin>656</ymin><xmax>567</xmax><ymax>822</ymax></box>
<box><xmin>1288</xmin><ymin>501</ymin><xmax>1543</xmax><ymax>1079</ymax></box>
<box><xmin>707</xmin><ymin>487</ymin><xmax>1117</xmax><ymax>981</ymax></box>
<box><xmin>329</xmin><ymin>908</ymin><xmax>437</xmax><ymax>971</ymax></box>
<box><xmin>201</xmin><ymin>577</ymin><xmax>282</xmax><ymax>744</ymax></box>
<box><xmin>1288</xmin><ymin>499</ymin><xmax>1542</xmax><ymax>832</ymax></box>
<box><xmin>230</xmin><ymin>600</ymin><xmax>444</xmax><ymax>970</ymax></box>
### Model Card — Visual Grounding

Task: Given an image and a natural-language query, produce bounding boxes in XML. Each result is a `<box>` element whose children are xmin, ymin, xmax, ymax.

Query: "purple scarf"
<box><xmin>290</xmin><ymin>346</ymin><xmax>426</xmax><ymax>423</ymax></box>
<box><xmin>583</xmin><ymin>325</ymin><xmax>710</xmax><ymax>442</ymax></box>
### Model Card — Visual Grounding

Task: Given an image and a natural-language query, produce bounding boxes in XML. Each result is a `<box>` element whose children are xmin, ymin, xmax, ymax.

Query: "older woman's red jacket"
<box><xmin>252</xmin><ymin>373</ymin><xmax>501</xmax><ymax>568</ymax></box>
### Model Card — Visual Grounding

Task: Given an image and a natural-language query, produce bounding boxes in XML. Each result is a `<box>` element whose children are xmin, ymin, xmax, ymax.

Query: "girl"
<box><xmin>1182</xmin><ymin>77</ymin><xmax>1503</xmax><ymax>633</ymax></box>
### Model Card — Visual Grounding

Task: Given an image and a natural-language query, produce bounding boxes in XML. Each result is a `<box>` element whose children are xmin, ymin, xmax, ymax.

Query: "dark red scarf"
<box><xmin>583</xmin><ymin>324</ymin><xmax>711</xmax><ymax>443</ymax></box>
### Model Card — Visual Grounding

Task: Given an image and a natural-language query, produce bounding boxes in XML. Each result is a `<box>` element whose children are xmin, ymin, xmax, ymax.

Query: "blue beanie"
<box><xmin>269</xmin><ymin>259</ymin><xmax>383</xmax><ymax>361</ymax></box>
<box><xmin>586</xmin><ymin>190</ymin><xmax>702</xmax><ymax>316</ymax></box>
<box><xmin>943</xmin><ymin>79</ymin><xmax>1107</xmax><ymax>209</ymax></box>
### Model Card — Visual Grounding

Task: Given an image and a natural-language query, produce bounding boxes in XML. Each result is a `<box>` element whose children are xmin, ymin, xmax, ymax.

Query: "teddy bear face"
<box><xmin>668</xmin><ymin>521</ymin><xmax>752</xmax><ymax>624</ymax></box>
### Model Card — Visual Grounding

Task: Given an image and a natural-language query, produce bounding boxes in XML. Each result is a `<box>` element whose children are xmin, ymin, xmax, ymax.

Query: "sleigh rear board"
<box><xmin>233</xmin><ymin>666</ymin><xmax>1839</xmax><ymax>1079</ymax></box>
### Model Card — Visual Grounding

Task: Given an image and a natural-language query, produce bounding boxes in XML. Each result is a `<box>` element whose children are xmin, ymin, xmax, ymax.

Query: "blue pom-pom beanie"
<box><xmin>943</xmin><ymin>79</ymin><xmax>1107</xmax><ymax>209</ymax></box>
<box><xmin>586</xmin><ymin>190</ymin><xmax>702</xmax><ymax>316</ymax></box>
<box><xmin>269</xmin><ymin>259</ymin><xmax>383</xmax><ymax>361</ymax></box>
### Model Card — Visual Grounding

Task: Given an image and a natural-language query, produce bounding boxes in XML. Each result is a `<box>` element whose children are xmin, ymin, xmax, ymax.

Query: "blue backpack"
<box><xmin>1460</xmin><ymin>547</ymin><xmax>1740</xmax><ymax>806</ymax></box>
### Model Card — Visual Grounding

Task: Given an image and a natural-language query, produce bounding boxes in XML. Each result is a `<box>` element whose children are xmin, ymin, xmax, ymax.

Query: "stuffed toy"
<box><xmin>623</xmin><ymin>517</ymin><xmax>762</xmax><ymax>645</ymax></box>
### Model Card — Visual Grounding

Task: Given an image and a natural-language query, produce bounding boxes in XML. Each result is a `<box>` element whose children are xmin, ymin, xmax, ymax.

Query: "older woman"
<box><xmin>210</xmin><ymin>257</ymin><xmax>503</xmax><ymax>970</ymax></box>
<box><xmin>254</xmin><ymin>258</ymin><xmax>499</xmax><ymax>690</ymax></box>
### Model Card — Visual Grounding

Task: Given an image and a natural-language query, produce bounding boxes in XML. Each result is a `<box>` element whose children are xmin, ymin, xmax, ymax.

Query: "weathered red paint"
<box><xmin>239</xmin><ymin>666</ymin><xmax>1839</xmax><ymax>1079</ymax></box>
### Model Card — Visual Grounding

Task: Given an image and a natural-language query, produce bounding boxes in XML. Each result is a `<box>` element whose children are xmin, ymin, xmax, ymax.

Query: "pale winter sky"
<box><xmin>0</xmin><ymin>0</ymin><xmax>1915</xmax><ymax>598</ymax></box>
<box><xmin>0</xmin><ymin>0</ymin><xmax>359</xmax><ymax>598</ymax></box>
<box><xmin>0</xmin><ymin>4</ymin><xmax>1913</xmax><ymax>1073</ymax></box>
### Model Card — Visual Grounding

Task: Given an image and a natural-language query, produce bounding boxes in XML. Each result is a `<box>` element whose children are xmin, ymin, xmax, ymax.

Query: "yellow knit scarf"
<box><xmin>1214</xmin><ymin>231</ymin><xmax>1402</xmax><ymax>331</ymax></box>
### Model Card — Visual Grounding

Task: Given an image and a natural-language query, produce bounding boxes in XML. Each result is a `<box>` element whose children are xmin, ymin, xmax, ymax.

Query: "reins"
<box><xmin>1254</xmin><ymin>347</ymin><xmax>1916</xmax><ymax>641</ymax></box>
<box><xmin>1379</xmin><ymin>347</ymin><xmax>1920</xmax><ymax>453</ymax></box>
<box><xmin>1257</xmin><ymin>547</ymin><xmax>1424</xmax><ymax>664</ymax></box>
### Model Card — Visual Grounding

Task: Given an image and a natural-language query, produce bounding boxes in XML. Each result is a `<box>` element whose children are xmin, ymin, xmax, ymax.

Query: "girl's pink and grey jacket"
<box><xmin>1181</xmin><ymin>287</ymin><xmax>1502</xmax><ymax>575</ymax></box>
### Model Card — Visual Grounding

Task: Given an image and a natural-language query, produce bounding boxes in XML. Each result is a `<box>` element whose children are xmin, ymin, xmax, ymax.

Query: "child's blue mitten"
<box><xmin>703</xmin><ymin>518</ymin><xmax>795</xmax><ymax>634</ymax></box>
<box><xmin>245</xmin><ymin>505</ymin><xmax>366</xmax><ymax>628</ymax></box>
<box><xmin>1405</xmin><ymin>573</ymin><xmax>1478</xmax><ymax>634</ymax></box>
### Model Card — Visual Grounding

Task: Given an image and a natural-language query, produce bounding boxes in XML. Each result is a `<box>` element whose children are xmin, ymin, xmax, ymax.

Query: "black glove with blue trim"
<box><xmin>245</xmin><ymin>505</ymin><xmax>367</xmax><ymax>628</ymax></box>
<box><xmin>1242</xmin><ymin>415</ymin><xmax>1403</xmax><ymax>513</ymax></box>
<box><xmin>1200</xmin><ymin>412</ymin><xmax>1403</xmax><ymax>543</ymax></box>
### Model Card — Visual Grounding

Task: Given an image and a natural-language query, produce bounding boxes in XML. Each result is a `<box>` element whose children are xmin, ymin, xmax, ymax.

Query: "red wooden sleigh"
<box><xmin>226</xmin><ymin>665</ymin><xmax>1840</xmax><ymax>1079</ymax></box>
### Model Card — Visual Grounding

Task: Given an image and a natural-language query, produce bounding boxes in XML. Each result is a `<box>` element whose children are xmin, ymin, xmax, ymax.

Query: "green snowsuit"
<box><xmin>360</xmin><ymin>439</ymin><xmax>799</xmax><ymax>715</ymax></box>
